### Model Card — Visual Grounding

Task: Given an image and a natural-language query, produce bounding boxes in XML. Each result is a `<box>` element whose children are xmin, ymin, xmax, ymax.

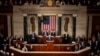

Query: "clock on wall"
<box><xmin>47</xmin><ymin>0</ymin><xmax>53</xmax><ymax>6</ymax></box>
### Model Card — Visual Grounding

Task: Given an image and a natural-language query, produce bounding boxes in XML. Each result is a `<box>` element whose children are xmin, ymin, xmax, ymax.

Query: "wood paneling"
<box><xmin>12</xmin><ymin>40</ymin><xmax>77</xmax><ymax>51</ymax></box>
<box><xmin>0</xmin><ymin>15</ymin><xmax>8</xmax><ymax>37</ymax></box>
<box><xmin>10</xmin><ymin>46</ymin><xmax>91</xmax><ymax>56</ymax></box>
<box><xmin>92</xmin><ymin>16</ymin><xmax>100</xmax><ymax>35</ymax></box>
<box><xmin>0</xmin><ymin>6</ymin><xmax>12</xmax><ymax>13</ymax></box>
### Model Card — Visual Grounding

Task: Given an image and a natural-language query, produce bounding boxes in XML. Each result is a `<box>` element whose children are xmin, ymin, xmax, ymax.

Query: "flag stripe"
<box><xmin>42</xmin><ymin>16</ymin><xmax>56</xmax><ymax>33</ymax></box>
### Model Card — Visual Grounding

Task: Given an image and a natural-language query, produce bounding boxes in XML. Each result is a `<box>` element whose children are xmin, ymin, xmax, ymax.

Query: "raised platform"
<box><xmin>10</xmin><ymin>47</ymin><xmax>91</xmax><ymax>56</ymax></box>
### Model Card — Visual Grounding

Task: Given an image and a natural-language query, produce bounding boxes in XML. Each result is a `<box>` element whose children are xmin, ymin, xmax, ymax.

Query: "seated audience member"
<box><xmin>5</xmin><ymin>52</ymin><xmax>9</xmax><ymax>56</ymax></box>
<box><xmin>42</xmin><ymin>30</ymin><xmax>49</xmax><ymax>36</ymax></box>
<box><xmin>14</xmin><ymin>43</ymin><xmax>21</xmax><ymax>49</ymax></box>
<box><xmin>62</xmin><ymin>33</ymin><xmax>70</xmax><ymax>44</ymax></box>
<box><xmin>78</xmin><ymin>43</ymin><xmax>82</xmax><ymax>50</ymax></box>
<box><xmin>17</xmin><ymin>44</ymin><xmax>21</xmax><ymax>50</ymax></box>
<box><xmin>19</xmin><ymin>37</ymin><xmax>24</xmax><ymax>41</ymax></box>
<box><xmin>27</xmin><ymin>32</ymin><xmax>38</xmax><ymax>44</ymax></box>
<box><xmin>13</xmin><ymin>35</ymin><xmax>17</xmax><ymax>40</ymax></box>
<box><xmin>29</xmin><ymin>45</ymin><xmax>33</xmax><ymax>51</ymax></box>
<box><xmin>91</xmin><ymin>36</ymin><xmax>97</xmax><ymax>53</ymax></box>
<box><xmin>11</xmin><ymin>53</ymin><xmax>14</xmax><ymax>56</ymax></box>
<box><xmin>87</xmin><ymin>39</ymin><xmax>92</xmax><ymax>46</ymax></box>
<box><xmin>14</xmin><ymin>43</ymin><xmax>18</xmax><ymax>48</ymax></box>
<box><xmin>50</xmin><ymin>29</ymin><xmax>56</xmax><ymax>36</ymax></box>
<box><xmin>7</xmin><ymin>37</ymin><xmax>13</xmax><ymax>46</ymax></box>
<box><xmin>3</xmin><ymin>38</ymin><xmax>8</xmax><ymax>52</ymax></box>
<box><xmin>81</xmin><ymin>41</ymin><xmax>86</xmax><ymax>49</ymax></box>
<box><xmin>3</xmin><ymin>44</ymin><xmax>7</xmax><ymax>51</ymax></box>
<box><xmin>0</xmin><ymin>50</ymin><xmax>4</xmax><ymax>56</ymax></box>
<box><xmin>95</xmin><ymin>41</ymin><xmax>100</xmax><ymax>54</ymax></box>
<box><xmin>22</xmin><ymin>45</ymin><xmax>28</xmax><ymax>51</ymax></box>
<box><xmin>75</xmin><ymin>36</ymin><xmax>81</xmax><ymax>42</ymax></box>
<box><xmin>81</xmin><ymin>35</ymin><xmax>87</xmax><ymax>41</ymax></box>
<box><xmin>74</xmin><ymin>45</ymin><xmax>79</xmax><ymax>51</ymax></box>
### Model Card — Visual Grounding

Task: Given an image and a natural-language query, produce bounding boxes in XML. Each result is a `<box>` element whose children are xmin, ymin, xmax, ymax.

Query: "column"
<box><xmin>7</xmin><ymin>15</ymin><xmax>12</xmax><ymax>36</ymax></box>
<box><xmin>23</xmin><ymin>14</ymin><xmax>28</xmax><ymax>41</ymax></box>
<box><xmin>57</xmin><ymin>14</ymin><xmax>62</xmax><ymax>35</ymax></box>
<box><xmin>86</xmin><ymin>16</ymin><xmax>89</xmax><ymax>40</ymax></box>
<box><xmin>38</xmin><ymin>14</ymin><xmax>42</xmax><ymax>35</ymax></box>
<box><xmin>88</xmin><ymin>15</ymin><xmax>92</xmax><ymax>39</ymax></box>
<box><xmin>72</xmin><ymin>14</ymin><xmax>77</xmax><ymax>41</ymax></box>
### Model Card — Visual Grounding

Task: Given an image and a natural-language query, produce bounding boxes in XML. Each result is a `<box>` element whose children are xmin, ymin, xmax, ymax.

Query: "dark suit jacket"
<box><xmin>81</xmin><ymin>44</ymin><xmax>86</xmax><ymax>49</ymax></box>
<box><xmin>27</xmin><ymin>33</ymin><xmax>37</xmax><ymax>44</ymax></box>
<box><xmin>42</xmin><ymin>31</ymin><xmax>49</xmax><ymax>36</ymax></box>
<box><xmin>51</xmin><ymin>31</ymin><xmax>56</xmax><ymax>36</ymax></box>
<box><xmin>91</xmin><ymin>41</ymin><xmax>96</xmax><ymax>52</ymax></box>
<box><xmin>62</xmin><ymin>34</ymin><xmax>70</xmax><ymax>44</ymax></box>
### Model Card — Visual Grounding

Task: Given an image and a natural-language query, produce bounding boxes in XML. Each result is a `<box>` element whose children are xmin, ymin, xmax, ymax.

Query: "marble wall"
<box><xmin>13</xmin><ymin>5</ymin><xmax>87</xmax><ymax>37</ymax></box>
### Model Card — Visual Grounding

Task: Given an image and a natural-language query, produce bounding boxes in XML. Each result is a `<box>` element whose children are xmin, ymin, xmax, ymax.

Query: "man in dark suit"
<box><xmin>46</xmin><ymin>34</ymin><xmax>52</xmax><ymax>41</ymax></box>
<box><xmin>75</xmin><ymin>36</ymin><xmax>81</xmax><ymax>42</ymax></box>
<box><xmin>42</xmin><ymin>30</ymin><xmax>49</xmax><ymax>36</ymax></box>
<box><xmin>28</xmin><ymin>32</ymin><xmax>37</xmax><ymax>44</ymax></box>
<box><xmin>91</xmin><ymin>37</ymin><xmax>97</xmax><ymax>53</ymax></box>
<box><xmin>62</xmin><ymin>33</ymin><xmax>70</xmax><ymax>44</ymax></box>
<box><xmin>50</xmin><ymin>29</ymin><xmax>56</xmax><ymax>36</ymax></box>
<box><xmin>22</xmin><ymin>45</ymin><xmax>28</xmax><ymax>51</ymax></box>
<box><xmin>81</xmin><ymin>41</ymin><xmax>86</xmax><ymax>49</ymax></box>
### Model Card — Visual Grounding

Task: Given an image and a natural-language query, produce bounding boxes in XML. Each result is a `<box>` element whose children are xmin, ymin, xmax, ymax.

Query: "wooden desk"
<box><xmin>37</xmin><ymin>36</ymin><xmax>63</xmax><ymax>44</ymax></box>
<box><xmin>12</xmin><ymin>40</ymin><xmax>78</xmax><ymax>51</ymax></box>
<box><xmin>12</xmin><ymin>36</ymin><xmax>63</xmax><ymax>45</ymax></box>
<box><xmin>10</xmin><ymin>47</ymin><xmax>91</xmax><ymax>56</ymax></box>
<box><xmin>54</xmin><ymin>43</ymin><xmax>78</xmax><ymax>51</ymax></box>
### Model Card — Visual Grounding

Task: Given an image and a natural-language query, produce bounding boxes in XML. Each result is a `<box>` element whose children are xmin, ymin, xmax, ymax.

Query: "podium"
<box><xmin>46</xmin><ymin>40</ymin><xmax>54</xmax><ymax>51</ymax></box>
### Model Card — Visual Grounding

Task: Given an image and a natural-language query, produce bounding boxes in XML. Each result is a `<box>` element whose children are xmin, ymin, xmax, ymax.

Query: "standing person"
<box><xmin>74</xmin><ymin>45</ymin><xmax>79</xmax><ymax>51</ymax></box>
<box><xmin>76</xmin><ymin>36</ymin><xmax>81</xmax><ymax>42</ymax></box>
<box><xmin>29</xmin><ymin>32</ymin><xmax>37</xmax><ymax>44</ymax></box>
<box><xmin>42</xmin><ymin>30</ymin><xmax>49</xmax><ymax>37</ymax></box>
<box><xmin>50</xmin><ymin>29</ymin><xmax>56</xmax><ymax>36</ymax></box>
<box><xmin>62</xmin><ymin>33</ymin><xmax>70</xmax><ymax>44</ymax></box>
<box><xmin>91</xmin><ymin>35</ymin><xmax>97</xmax><ymax>53</ymax></box>
<box><xmin>81</xmin><ymin>41</ymin><xmax>86</xmax><ymax>49</ymax></box>
<box><xmin>47</xmin><ymin>33</ymin><xmax>52</xmax><ymax>41</ymax></box>
<box><xmin>22</xmin><ymin>45</ymin><xmax>28</xmax><ymax>51</ymax></box>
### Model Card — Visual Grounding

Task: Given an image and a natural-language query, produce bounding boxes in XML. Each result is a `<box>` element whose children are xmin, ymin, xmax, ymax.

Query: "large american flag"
<box><xmin>41</xmin><ymin>16</ymin><xmax>56</xmax><ymax>32</ymax></box>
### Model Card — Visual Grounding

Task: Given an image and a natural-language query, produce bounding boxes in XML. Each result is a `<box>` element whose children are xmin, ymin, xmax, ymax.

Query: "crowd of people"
<box><xmin>0</xmin><ymin>32</ymin><xmax>24</xmax><ymax>56</ymax></box>
<box><xmin>0</xmin><ymin>31</ymin><xmax>100</xmax><ymax>56</ymax></box>
<box><xmin>0</xmin><ymin>0</ymin><xmax>99</xmax><ymax>6</ymax></box>
<box><xmin>87</xmin><ymin>34</ymin><xmax>100</xmax><ymax>56</ymax></box>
